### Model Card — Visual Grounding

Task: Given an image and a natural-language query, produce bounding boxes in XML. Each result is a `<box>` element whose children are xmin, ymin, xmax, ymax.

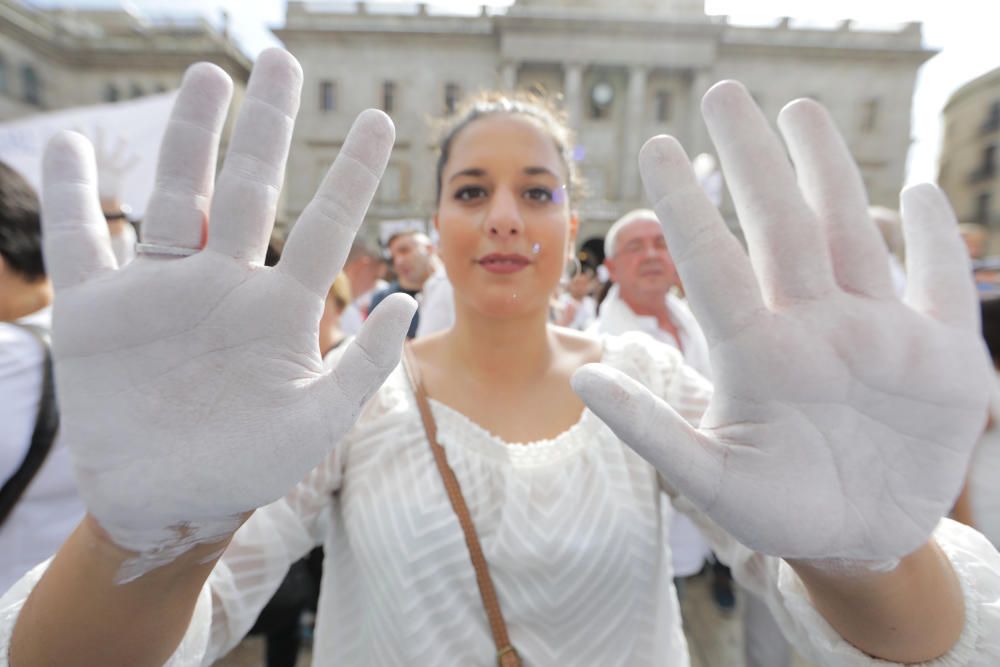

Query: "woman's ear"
<box><xmin>433</xmin><ymin>212</ymin><xmax>440</xmax><ymax>232</ymax></box>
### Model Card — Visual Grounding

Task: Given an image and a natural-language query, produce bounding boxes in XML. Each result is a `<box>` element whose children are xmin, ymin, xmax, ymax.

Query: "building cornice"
<box><xmin>943</xmin><ymin>66</ymin><xmax>1000</xmax><ymax>113</ymax></box>
<box><xmin>0</xmin><ymin>0</ymin><xmax>251</xmax><ymax>79</ymax></box>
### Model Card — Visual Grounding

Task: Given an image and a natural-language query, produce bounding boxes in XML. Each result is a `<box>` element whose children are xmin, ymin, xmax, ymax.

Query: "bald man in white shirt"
<box><xmin>594</xmin><ymin>208</ymin><xmax>792</xmax><ymax>667</ymax></box>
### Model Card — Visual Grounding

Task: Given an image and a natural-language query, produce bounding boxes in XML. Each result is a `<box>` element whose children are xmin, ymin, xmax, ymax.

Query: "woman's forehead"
<box><xmin>446</xmin><ymin>114</ymin><xmax>566</xmax><ymax>176</ymax></box>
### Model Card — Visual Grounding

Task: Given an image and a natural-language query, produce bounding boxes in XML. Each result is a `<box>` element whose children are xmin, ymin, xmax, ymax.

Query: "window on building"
<box><xmin>981</xmin><ymin>144</ymin><xmax>997</xmax><ymax>178</ymax></box>
<box><xmin>21</xmin><ymin>65</ymin><xmax>39</xmax><ymax>106</ymax></box>
<box><xmin>320</xmin><ymin>80</ymin><xmax>336</xmax><ymax>112</ymax></box>
<box><xmin>985</xmin><ymin>101</ymin><xmax>1000</xmax><ymax>134</ymax></box>
<box><xmin>0</xmin><ymin>54</ymin><xmax>7</xmax><ymax>94</ymax></box>
<box><xmin>381</xmin><ymin>81</ymin><xmax>396</xmax><ymax>114</ymax></box>
<box><xmin>130</xmin><ymin>83</ymin><xmax>144</xmax><ymax>99</ymax></box>
<box><xmin>154</xmin><ymin>83</ymin><xmax>167</xmax><ymax>94</ymax></box>
<box><xmin>445</xmin><ymin>82</ymin><xmax>460</xmax><ymax>114</ymax></box>
<box><xmin>861</xmin><ymin>98</ymin><xmax>880</xmax><ymax>133</ymax></box>
<box><xmin>654</xmin><ymin>90</ymin><xmax>671</xmax><ymax>123</ymax></box>
<box><xmin>104</xmin><ymin>83</ymin><xmax>120</xmax><ymax>103</ymax></box>
<box><xmin>588</xmin><ymin>81</ymin><xmax>614</xmax><ymax>120</ymax></box>
<box><xmin>976</xmin><ymin>192</ymin><xmax>992</xmax><ymax>224</ymax></box>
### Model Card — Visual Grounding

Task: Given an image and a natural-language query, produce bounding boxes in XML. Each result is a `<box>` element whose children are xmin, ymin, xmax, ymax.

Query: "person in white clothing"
<box><xmin>597</xmin><ymin>208</ymin><xmax>794</xmax><ymax>666</ymax></box>
<box><xmin>595</xmin><ymin>209</ymin><xmax>711</xmax><ymax>377</ymax></box>
<box><xmin>414</xmin><ymin>261</ymin><xmax>456</xmax><ymax>337</ymax></box>
<box><xmin>593</xmin><ymin>208</ymin><xmax>712</xmax><ymax>576</ymax></box>
<box><xmin>0</xmin><ymin>162</ymin><xmax>84</xmax><ymax>593</ymax></box>
<box><xmin>340</xmin><ymin>237</ymin><xmax>388</xmax><ymax>335</ymax></box>
<box><xmin>555</xmin><ymin>262</ymin><xmax>599</xmax><ymax>331</ymax></box>
<box><xmin>4</xmin><ymin>53</ymin><xmax>1000</xmax><ymax>667</ymax></box>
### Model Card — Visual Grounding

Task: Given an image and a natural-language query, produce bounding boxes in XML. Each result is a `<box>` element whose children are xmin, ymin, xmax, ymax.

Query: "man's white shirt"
<box><xmin>592</xmin><ymin>284</ymin><xmax>713</xmax><ymax>577</ymax></box>
<box><xmin>593</xmin><ymin>284</ymin><xmax>711</xmax><ymax>378</ymax></box>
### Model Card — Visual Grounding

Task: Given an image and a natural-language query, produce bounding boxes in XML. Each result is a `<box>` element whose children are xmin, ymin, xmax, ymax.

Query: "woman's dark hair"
<box><xmin>0</xmin><ymin>161</ymin><xmax>44</xmax><ymax>281</ymax></box>
<box><xmin>433</xmin><ymin>90</ymin><xmax>582</xmax><ymax>205</ymax></box>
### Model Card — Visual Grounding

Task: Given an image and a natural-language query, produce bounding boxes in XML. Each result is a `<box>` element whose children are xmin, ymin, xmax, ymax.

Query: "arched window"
<box><xmin>0</xmin><ymin>54</ymin><xmax>8</xmax><ymax>94</ymax></box>
<box><xmin>130</xmin><ymin>83</ymin><xmax>144</xmax><ymax>99</ymax></box>
<box><xmin>21</xmin><ymin>64</ymin><xmax>39</xmax><ymax>106</ymax></box>
<box><xmin>105</xmin><ymin>83</ymin><xmax>120</xmax><ymax>103</ymax></box>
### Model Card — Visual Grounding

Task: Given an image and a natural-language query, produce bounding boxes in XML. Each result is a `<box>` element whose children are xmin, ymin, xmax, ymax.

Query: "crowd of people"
<box><xmin>2</xmin><ymin>47</ymin><xmax>1000</xmax><ymax>667</ymax></box>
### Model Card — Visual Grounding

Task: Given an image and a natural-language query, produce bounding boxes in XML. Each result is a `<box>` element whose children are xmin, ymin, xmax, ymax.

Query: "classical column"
<box><xmin>563</xmin><ymin>62</ymin><xmax>584</xmax><ymax>128</ymax></box>
<box><xmin>687</xmin><ymin>68</ymin><xmax>713</xmax><ymax>157</ymax></box>
<box><xmin>621</xmin><ymin>65</ymin><xmax>647</xmax><ymax>202</ymax></box>
<box><xmin>500</xmin><ymin>62</ymin><xmax>518</xmax><ymax>91</ymax></box>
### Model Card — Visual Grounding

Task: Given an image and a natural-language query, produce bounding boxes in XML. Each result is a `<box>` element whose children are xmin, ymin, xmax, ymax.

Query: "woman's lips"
<box><xmin>476</xmin><ymin>253</ymin><xmax>531</xmax><ymax>274</ymax></box>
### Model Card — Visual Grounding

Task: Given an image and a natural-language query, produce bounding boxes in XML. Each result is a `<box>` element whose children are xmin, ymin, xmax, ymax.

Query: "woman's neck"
<box><xmin>441</xmin><ymin>301</ymin><xmax>555</xmax><ymax>388</ymax></box>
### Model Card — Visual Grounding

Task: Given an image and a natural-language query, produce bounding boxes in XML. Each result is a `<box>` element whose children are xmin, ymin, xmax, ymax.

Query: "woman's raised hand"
<box><xmin>40</xmin><ymin>49</ymin><xmax>414</xmax><ymax>580</ymax></box>
<box><xmin>573</xmin><ymin>81</ymin><xmax>991</xmax><ymax>566</ymax></box>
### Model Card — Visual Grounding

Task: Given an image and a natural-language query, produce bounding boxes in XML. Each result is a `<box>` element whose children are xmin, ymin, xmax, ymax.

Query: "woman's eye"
<box><xmin>454</xmin><ymin>186</ymin><xmax>487</xmax><ymax>201</ymax></box>
<box><xmin>524</xmin><ymin>187</ymin><xmax>553</xmax><ymax>202</ymax></box>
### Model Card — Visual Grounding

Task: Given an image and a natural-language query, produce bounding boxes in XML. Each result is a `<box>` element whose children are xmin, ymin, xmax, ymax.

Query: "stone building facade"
<box><xmin>0</xmin><ymin>1</ymin><xmax>251</xmax><ymax>143</ymax></box>
<box><xmin>938</xmin><ymin>66</ymin><xmax>1000</xmax><ymax>236</ymax></box>
<box><xmin>276</xmin><ymin>0</ymin><xmax>933</xmax><ymax>245</ymax></box>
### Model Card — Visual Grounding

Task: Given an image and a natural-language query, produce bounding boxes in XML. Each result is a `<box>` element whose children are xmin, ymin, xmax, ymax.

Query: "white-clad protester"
<box><xmin>592</xmin><ymin>209</ymin><xmax>712</xmax><ymax>580</ymax></box>
<box><xmin>595</xmin><ymin>207</ymin><xmax>795</xmax><ymax>667</ymax></box>
<box><xmin>0</xmin><ymin>163</ymin><xmax>84</xmax><ymax>593</ymax></box>
<box><xmin>594</xmin><ymin>209</ymin><xmax>711</xmax><ymax>376</ymax></box>
<box><xmin>555</xmin><ymin>260</ymin><xmax>599</xmax><ymax>331</ymax></box>
<box><xmin>340</xmin><ymin>237</ymin><xmax>388</xmax><ymax>336</ymax></box>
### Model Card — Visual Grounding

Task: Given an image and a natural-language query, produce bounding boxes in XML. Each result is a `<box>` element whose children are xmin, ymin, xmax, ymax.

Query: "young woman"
<box><xmin>4</xmin><ymin>49</ymin><xmax>1000</xmax><ymax>666</ymax></box>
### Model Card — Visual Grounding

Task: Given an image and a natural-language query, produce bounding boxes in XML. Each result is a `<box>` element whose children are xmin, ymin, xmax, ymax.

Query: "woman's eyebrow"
<box><xmin>524</xmin><ymin>166</ymin><xmax>558</xmax><ymax>178</ymax></box>
<box><xmin>448</xmin><ymin>167</ymin><xmax>486</xmax><ymax>183</ymax></box>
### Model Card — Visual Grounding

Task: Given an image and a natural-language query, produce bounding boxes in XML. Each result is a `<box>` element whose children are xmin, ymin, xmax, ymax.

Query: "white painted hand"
<box><xmin>89</xmin><ymin>125</ymin><xmax>141</xmax><ymax>202</ymax></box>
<box><xmin>573</xmin><ymin>82</ymin><xmax>991</xmax><ymax>565</ymax></box>
<box><xmin>40</xmin><ymin>50</ymin><xmax>415</xmax><ymax>580</ymax></box>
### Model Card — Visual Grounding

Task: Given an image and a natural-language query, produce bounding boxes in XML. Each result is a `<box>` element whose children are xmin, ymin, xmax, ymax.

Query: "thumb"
<box><xmin>571</xmin><ymin>363</ymin><xmax>726</xmax><ymax>509</ymax></box>
<box><xmin>319</xmin><ymin>292</ymin><xmax>416</xmax><ymax>414</ymax></box>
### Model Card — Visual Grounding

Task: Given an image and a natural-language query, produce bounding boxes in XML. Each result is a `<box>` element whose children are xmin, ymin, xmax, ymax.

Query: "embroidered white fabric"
<box><xmin>4</xmin><ymin>333</ymin><xmax>999</xmax><ymax>666</ymax></box>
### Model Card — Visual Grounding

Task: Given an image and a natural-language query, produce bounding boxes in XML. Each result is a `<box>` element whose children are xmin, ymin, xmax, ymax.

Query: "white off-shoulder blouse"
<box><xmin>3</xmin><ymin>332</ymin><xmax>1000</xmax><ymax>666</ymax></box>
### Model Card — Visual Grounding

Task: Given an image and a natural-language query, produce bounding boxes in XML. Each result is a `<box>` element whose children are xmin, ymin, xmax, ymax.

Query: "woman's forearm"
<box><xmin>789</xmin><ymin>539</ymin><xmax>965</xmax><ymax>664</ymax></box>
<box><xmin>10</xmin><ymin>515</ymin><xmax>232</xmax><ymax>667</ymax></box>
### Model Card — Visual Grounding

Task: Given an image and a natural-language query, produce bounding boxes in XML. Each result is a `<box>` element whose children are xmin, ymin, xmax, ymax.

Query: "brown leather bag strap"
<box><xmin>402</xmin><ymin>345</ymin><xmax>522</xmax><ymax>667</ymax></box>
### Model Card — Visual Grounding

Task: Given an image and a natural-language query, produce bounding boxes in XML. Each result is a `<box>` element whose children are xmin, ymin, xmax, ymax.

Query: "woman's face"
<box><xmin>435</xmin><ymin>114</ymin><xmax>576</xmax><ymax>320</ymax></box>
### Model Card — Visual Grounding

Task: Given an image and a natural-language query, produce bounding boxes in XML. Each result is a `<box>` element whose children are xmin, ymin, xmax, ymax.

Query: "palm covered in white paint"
<box><xmin>41</xmin><ymin>50</ymin><xmax>414</xmax><ymax>576</ymax></box>
<box><xmin>574</xmin><ymin>82</ymin><xmax>991</xmax><ymax>563</ymax></box>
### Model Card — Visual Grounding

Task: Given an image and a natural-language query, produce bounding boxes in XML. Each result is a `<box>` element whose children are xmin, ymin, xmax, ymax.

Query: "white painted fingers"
<box><xmin>701</xmin><ymin>81</ymin><xmax>837</xmax><ymax>306</ymax></box>
<box><xmin>571</xmin><ymin>363</ymin><xmax>726</xmax><ymax>511</ymax></box>
<box><xmin>41</xmin><ymin>132</ymin><xmax>117</xmax><ymax>290</ymax></box>
<box><xmin>901</xmin><ymin>184</ymin><xmax>978</xmax><ymax>330</ymax></box>
<box><xmin>320</xmin><ymin>292</ymin><xmax>416</xmax><ymax>417</ymax></box>
<box><xmin>277</xmin><ymin>109</ymin><xmax>395</xmax><ymax>296</ymax></box>
<box><xmin>777</xmin><ymin>99</ymin><xmax>895</xmax><ymax>299</ymax></box>
<box><xmin>639</xmin><ymin>135</ymin><xmax>766</xmax><ymax>343</ymax></box>
<box><xmin>142</xmin><ymin>62</ymin><xmax>233</xmax><ymax>252</ymax></box>
<box><xmin>206</xmin><ymin>49</ymin><xmax>302</xmax><ymax>263</ymax></box>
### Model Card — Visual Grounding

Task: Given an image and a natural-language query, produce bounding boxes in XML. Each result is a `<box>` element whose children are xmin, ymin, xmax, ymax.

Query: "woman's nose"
<box><xmin>484</xmin><ymin>189</ymin><xmax>524</xmax><ymax>238</ymax></box>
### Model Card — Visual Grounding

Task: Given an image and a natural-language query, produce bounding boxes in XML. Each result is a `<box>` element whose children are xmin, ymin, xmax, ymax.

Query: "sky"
<box><xmin>25</xmin><ymin>0</ymin><xmax>1000</xmax><ymax>188</ymax></box>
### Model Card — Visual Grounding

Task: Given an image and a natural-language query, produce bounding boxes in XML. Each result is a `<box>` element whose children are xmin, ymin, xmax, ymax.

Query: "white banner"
<box><xmin>0</xmin><ymin>92</ymin><xmax>177</xmax><ymax>218</ymax></box>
